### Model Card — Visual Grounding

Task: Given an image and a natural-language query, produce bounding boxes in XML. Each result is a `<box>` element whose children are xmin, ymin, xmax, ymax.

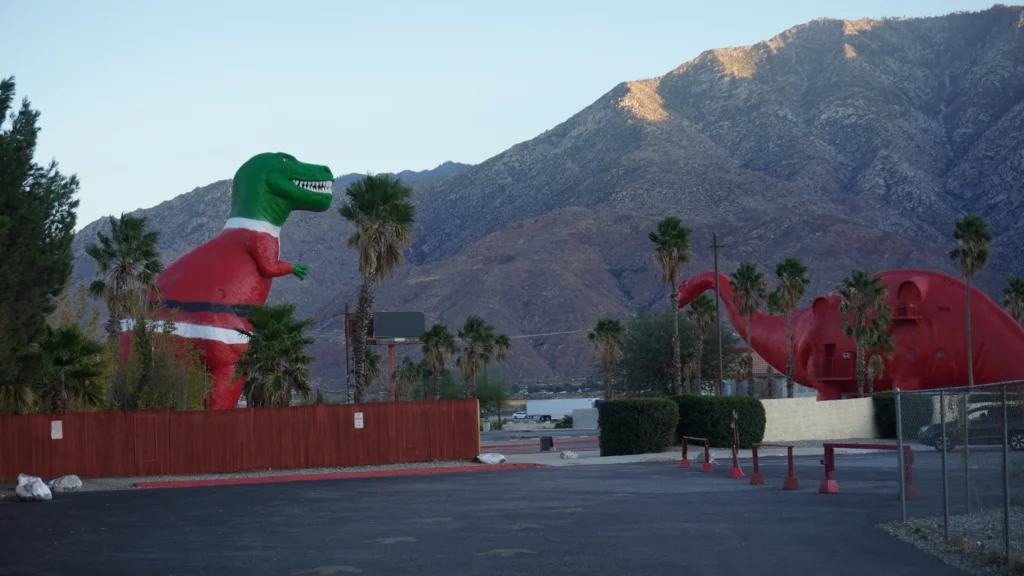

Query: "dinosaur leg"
<box><xmin>816</xmin><ymin>384</ymin><xmax>842</xmax><ymax>401</ymax></box>
<box><xmin>198</xmin><ymin>339</ymin><xmax>248</xmax><ymax>410</ymax></box>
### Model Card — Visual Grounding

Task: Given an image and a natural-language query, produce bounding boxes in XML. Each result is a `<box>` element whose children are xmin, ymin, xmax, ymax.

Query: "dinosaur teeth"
<box><xmin>290</xmin><ymin>179</ymin><xmax>333</xmax><ymax>194</ymax></box>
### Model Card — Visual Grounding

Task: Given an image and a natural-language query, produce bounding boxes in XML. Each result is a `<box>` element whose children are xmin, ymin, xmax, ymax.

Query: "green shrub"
<box><xmin>671</xmin><ymin>395</ymin><xmax>766</xmax><ymax>448</ymax></box>
<box><xmin>554</xmin><ymin>414</ymin><xmax>573</xmax><ymax>429</ymax></box>
<box><xmin>872</xmin><ymin>392</ymin><xmax>935</xmax><ymax>439</ymax></box>
<box><xmin>598</xmin><ymin>399</ymin><xmax>678</xmax><ymax>456</ymax></box>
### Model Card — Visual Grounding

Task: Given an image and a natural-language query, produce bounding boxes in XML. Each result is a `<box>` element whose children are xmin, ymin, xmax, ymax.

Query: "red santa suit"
<box><xmin>120</xmin><ymin>217</ymin><xmax>295</xmax><ymax>409</ymax></box>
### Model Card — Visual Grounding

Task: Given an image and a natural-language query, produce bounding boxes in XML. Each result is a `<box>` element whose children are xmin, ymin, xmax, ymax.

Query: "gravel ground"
<box><xmin>2</xmin><ymin>459</ymin><xmax>485</xmax><ymax>496</ymax></box>
<box><xmin>879</xmin><ymin>508</ymin><xmax>1024</xmax><ymax>575</ymax></box>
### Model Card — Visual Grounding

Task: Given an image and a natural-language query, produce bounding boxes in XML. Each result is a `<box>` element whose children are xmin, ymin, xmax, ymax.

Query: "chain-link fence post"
<box><xmin>964</xmin><ymin>390</ymin><xmax>972</xmax><ymax>515</ymax></box>
<box><xmin>1000</xmin><ymin>384</ymin><xmax>1010</xmax><ymax>565</ymax></box>
<box><xmin>896</xmin><ymin>387</ymin><xmax>907</xmax><ymax>523</ymax></box>
<box><xmin>940</xmin><ymin>389</ymin><xmax>949</xmax><ymax>539</ymax></box>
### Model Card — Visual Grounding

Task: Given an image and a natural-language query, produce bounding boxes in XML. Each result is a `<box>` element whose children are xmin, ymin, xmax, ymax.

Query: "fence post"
<box><xmin>940</xmin><ymin>389</ymin><xmax>949</xmax><ymax>540</ymax></box>
<box><xmin>964</xmin><ymin>391</ymin><xmax>972</xmax><ymax>515</ymax></box>
<box><xmin>1000</xmin><ymin>384</ymin><xmax>1011</xmax><ymax>565</ymax></box>
<box><xmin>895</xmin><ymin>388</ymin><xmax>907</xmax><ymax>523</ymax></box>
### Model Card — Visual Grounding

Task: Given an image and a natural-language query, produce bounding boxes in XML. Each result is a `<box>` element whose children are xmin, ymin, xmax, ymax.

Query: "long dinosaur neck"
<box><xmin>679</xmin><ymin>271</ymin><xmax>787</xmax><ymax>371</ymax></box>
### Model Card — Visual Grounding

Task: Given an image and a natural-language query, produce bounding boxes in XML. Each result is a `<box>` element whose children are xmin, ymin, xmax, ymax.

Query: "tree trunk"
<box><xmin>463</xmin><ymin>352</ymin><xmax>475</xmax><ymax>400</ymax></box>
<box><xmin>471</xmin><ymin>359</ymin><xmax>478</xmax><ymax>400</ymax></box>
<box><xmin>671</xmin><ymin>283</ymin><xmax>682</xmax><ymax>395</ymax></box>
<box><xmin>746</xmin><ymin>316</ymin><xmax>755</xmax><ymax>397</ymax></box>
<box><xmin>964</xmin><ymin>275</ymin><xmax>973</xmax><ymax>501</ymax></box>
<box><xmin>603</xmin><ymin>367</ymin><xmax>612</xmax><ymax>401</ymax></box>
<box><xmin>786</xmin><ymin>310</ymin><xmax>794</xmax><ymax>398</ymax></box>
<box><xmin>856</xmin><ymin>342</ymin><xmax>866</xmax><ymax>398</ymax></box>
<box><xmin>432</xmin><ymin>372</ymin><xmax>441</xmax><ymax>400</ymax></box>
<box><xmin>965</xmin><ymin>277</ymin><xmax>974</xmax><ymax>388</ymax></box>
<box><xmin>352</xmin><ymin>280</ymin><xmax>374</xmax><ymax>403</ymax></box>
<box><xmin>692</xmin><ymin>338</ymin><xmax>704</xmax><ymax>395</ymax></box>
<box><xmin>104</xmin><ymin>304</ymin><xmax>121</xmax><ymax>343</ymax></box>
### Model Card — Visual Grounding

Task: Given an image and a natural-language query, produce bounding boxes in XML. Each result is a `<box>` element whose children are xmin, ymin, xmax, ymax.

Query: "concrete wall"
<box><xmin>761</xmin><ymin>397</ymin><xmax>878</xmax><ymax>442</ymax></box>
<box><xmin>572</xmin><ymin>408</ymin><xmax>599</xmax><ymax>430</ymax></box>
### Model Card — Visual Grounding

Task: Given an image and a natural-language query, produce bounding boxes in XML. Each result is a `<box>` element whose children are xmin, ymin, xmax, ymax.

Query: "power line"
<box><xmin>303</xmin><ymin>328</ymin><xmax>592</xmax><ymax>341</ymax></box>
<box><xmin>508</xmin><ymin>329</ymin><xmax>589</xmax><ymax>339</ymax></box>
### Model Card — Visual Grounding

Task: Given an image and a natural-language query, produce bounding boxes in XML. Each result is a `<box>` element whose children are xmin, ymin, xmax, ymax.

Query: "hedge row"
<box><xmin>597</xmin><ymin>399</ymin><xmax>678</xmax><ymax>456</ymax></box>
<box><xmin>671</xmin><ymin>395</ymin><xmax>766</xmax><ymax>448</ymax></box>
<box><xmin>872</xmin><ymin>392</ymin><xmax>935</xmax><ymax>439</ymax></box>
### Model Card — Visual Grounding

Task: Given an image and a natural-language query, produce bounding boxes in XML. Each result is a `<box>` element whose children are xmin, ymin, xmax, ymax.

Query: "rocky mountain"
<box><xmin>72</xmin><ymin>6</ymin><xmax>1024</xmax><ymax>390</ymax></box>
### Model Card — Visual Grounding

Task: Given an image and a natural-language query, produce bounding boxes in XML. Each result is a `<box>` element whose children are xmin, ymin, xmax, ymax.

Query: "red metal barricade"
<box><xmin>680</xmin><ymin>436</ymin><xmax>713</xmax><ymax>472</ymax></box>
<box><xmin>818</xmin><ymin>442</ymin><xmax>919</xmax><ymax>499</ymax></box>
<box><xmin>750</xmin><ymin>443</ymin><xmax>799</xmax><ymax>490</ymax></box>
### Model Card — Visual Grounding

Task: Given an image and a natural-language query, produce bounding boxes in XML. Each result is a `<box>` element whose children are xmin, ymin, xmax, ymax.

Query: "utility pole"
<box><xmin>712</xmin><ymin>232</ymin><xmax>726</xmax><ymax>395</ymax></box>
<box><xmin>344</xmin><ymin>302</ymin><xmax>351</xmax><ymax>404</ymax></box>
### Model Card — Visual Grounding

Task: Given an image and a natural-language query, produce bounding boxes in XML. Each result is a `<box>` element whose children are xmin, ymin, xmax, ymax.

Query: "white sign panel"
<box><xmin>354</xmin><ymin>412</ymin><xmax>364</xmax><ymax>429</ymax></box>
<box><xmin>50</xmin><ymin>420</ymin><xmax>63</xmax><ymax>440</ymax></box>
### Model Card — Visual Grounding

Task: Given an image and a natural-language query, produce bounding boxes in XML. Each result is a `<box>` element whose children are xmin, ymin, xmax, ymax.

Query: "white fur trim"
<box><xmin>223</xmin><ymin>217</ymin><xmax>281</xmax><ymax>238</ymax></box>
<box><xmin>121</xmin><ymin>319</ymin><xmax>250</xmax><ymax>345</ymax></box>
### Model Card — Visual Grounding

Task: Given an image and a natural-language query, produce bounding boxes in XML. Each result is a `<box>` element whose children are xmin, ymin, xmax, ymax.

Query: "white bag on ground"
<box><xmin>48</xmin><ymin>474</ymin><xmax>82</xmax><ymax>493</ymax></box>
<box><xmin>560</xmin><ymin>450</ymin><xmax>579</xmax><ymax>460</ymax></box>
<box><xmin>16</xmin><ymin>474</ymin><xmax>52</xmax><ymax>502</ymax></box>
<box><xmin>476</xmin><ymin>453</ymin><xmax>507</xmax><ymax>465</ymax></box>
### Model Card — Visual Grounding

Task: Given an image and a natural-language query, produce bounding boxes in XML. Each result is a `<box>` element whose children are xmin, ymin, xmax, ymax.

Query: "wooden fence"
<box><xmin>0</xmin><ymin>400</ymin><xmax>481</xmax><ymax>480</ymax></box>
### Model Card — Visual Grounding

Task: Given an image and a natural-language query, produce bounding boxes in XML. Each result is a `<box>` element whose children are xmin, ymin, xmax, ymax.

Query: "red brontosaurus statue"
<box><xmin>677</xmin><ymin>269</ymin><xmax>1024</xmax><ymax>400</ymax></box>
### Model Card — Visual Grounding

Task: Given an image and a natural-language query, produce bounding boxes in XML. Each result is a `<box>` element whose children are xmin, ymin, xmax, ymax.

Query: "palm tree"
<box><xmin>730</xmin><ymin>262</ymin><xmax>766</xmax><ymax>397</ymax></box>
<box><xmin>776</xmin><ymin>257</ymin><xmax>810</xmax><ymax>398</ymax></box>
<box><xmin>364</xmin><ymin>348</ymin><xmax>382</xmax><ymax>399</ymax></box>
<box><xmin>457</xmin><ymin>316</ymin><xmax>489</xmax><ymax>399</ymax></box>
<box><xmin>762</xmin><ymin>289</ymin><xmax>784</xmax><ymax>399</ymax></box>
<box><xmin>684</xmin><ymin>294</ymin><xmax>715</xmax><ymax>395</ymax></box>
<box><xmin>476</xmin><ymin>321</ymin><xmax>498</xmax><ymax>389</ymax></box>
<box><xmin>35</xmin><ymin>324</ymin><xmax>107</xmax><ymax>413</ymax></box>
<box><xmin>338</xmin><ymin>174</ymin><xmax>416</xmax><ymax>404</ymax></box>
<box><xmin>234</xmin><ymin>303</ymin><xmax>316</xmax><ymax>408</ymax></box>
<box><xmin>421</xmin><ymin>324</ymin><xmax>457</xmax><ymax>400</ymax></box>
<box><xmin>649</xmin><ymin>217</ymin><xmax>693</xmax><ymax>395</ymax></box>
<box><xmin>85</xmin><ymin>213</ymin><xmax>163</xmax><ymax>342</ymax></box>
<box><xmin>949</xmin><ymin>214</ymin><xmax>992</xmax><ymax>388</ymax></box>
<box><xmin>949</xmin><ymin>215</ymin><xmax>991</xmax><ymax>515</ymax></box>
<box><xmin>651</xmin><ymin>216</ymin><xmax>692</xmax><ymax>393</ymax></box>
<box><xmin>588</xmin><ymin>318</ymin><xmax>626</xmax><ymax>400</ymax></box>
<box><xmin>492</xmin><ymin>334</ymin><xmax>512</xmax><ymax>366</ymax></box>
<box><xmin>483</xmin><ymin>332</ymin><xmax>512</xmax><ymax>404</ymax></box>
<box><xmin>0</xmin><ymin>379</ymin><xmax>37</xmax><ymax>414</ymax></box>
<box><xmin>393</xmin><ymin>357</ymin><xmax>422</xmax><ymax>401</ymax></box>
<box><xmin>865</xmin><ymin>325</ymin><xmax>895</xmax><ymax>395</ymax></box>
<box><xmin>838</xmin><ymin>270</ymin><xmax>892</xmax><ymax>398</ymax></box>
<box><xmin>1002</xmin><ymin>276</ymin><xmax>1024</xmax><ymax>326</ymax></box>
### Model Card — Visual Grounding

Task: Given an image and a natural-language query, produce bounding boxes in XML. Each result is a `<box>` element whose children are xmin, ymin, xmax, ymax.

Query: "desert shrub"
<box><xmin>554</xmin><ymin>414</ymin><xmax>574</xmax><ymax>429</ymax></box>
<box><xmin>110</xmin><ymin>316</ymin><xmax>210</xmax><ymax>410</ymax></box>
<box><xmin>598</xmin><ymin>398</ymin><xmax>678</xmax><ymax>456</ymax></box>
<box><xmin>872</xmin><ymin>392</ymin><xmax>935</xmax><ymax>439</ymax></box>
<box><xmin>672</xmin><ymin>395</ymin><xmax>765</xmax><ymax>448</ymax></box>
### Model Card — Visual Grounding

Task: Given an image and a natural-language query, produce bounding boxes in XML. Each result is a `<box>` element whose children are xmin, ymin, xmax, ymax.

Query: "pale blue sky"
<box><xmin>2</xmin><ymin>0</ymin><xmax>998</xmax><ymax>228</ymax></box>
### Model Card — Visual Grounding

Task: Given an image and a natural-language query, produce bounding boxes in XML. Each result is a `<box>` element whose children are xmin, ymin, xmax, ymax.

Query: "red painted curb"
<box><xmin>482</xmin><ymin>438</ymin><xmax>598</xmax><ymax>449</ymax></box>
<box><xmin>135</xmin><ymin>463</ymin><xmax>547</xmax><ymax>490</ymax></box>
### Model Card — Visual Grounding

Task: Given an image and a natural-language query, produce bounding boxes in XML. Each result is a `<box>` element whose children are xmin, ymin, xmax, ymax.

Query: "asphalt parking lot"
<box><xmin>0</xmin><ymin>453</ymin><xmax>973</xmax><ymax>575</ymax></box>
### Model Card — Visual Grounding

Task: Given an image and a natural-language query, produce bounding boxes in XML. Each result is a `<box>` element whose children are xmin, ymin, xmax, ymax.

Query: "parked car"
<box><xmin>512</xmin><ymin>412</ymin><xmax>528</xmax><ymax>420</ymax></box>
<box><xmin>918</xmin><ymin>405</ymin><xmax>1024</xmax><ymax>451</ymax></box>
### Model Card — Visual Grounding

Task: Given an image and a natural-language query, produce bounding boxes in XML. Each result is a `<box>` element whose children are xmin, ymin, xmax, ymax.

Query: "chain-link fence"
<box><xmin>896</xmin><ymin>381</ymin><xmax>1024</xmax><ymax>565</ymax></box>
